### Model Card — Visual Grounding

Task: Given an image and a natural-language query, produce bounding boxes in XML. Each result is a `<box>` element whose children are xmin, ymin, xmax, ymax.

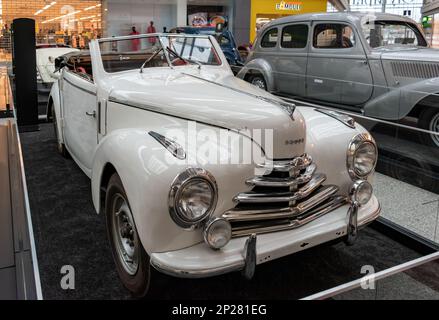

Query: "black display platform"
<box><xmin>19</xmin><ymin>123</ymin><xmax>429</xmax><ymax>300</ymax></box>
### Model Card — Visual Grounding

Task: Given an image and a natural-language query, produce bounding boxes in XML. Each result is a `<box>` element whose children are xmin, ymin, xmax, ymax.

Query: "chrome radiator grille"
<box><xmin>223</xmin><ymin>154</ymin><xmax>347</xmax><ymax>237</ymax></box>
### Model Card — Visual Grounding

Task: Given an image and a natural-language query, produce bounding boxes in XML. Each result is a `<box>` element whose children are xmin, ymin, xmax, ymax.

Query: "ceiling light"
<box><xmin>34</xmin><ymin>1</ymin><xmax>57</xmax><ymax>16</ymax></box>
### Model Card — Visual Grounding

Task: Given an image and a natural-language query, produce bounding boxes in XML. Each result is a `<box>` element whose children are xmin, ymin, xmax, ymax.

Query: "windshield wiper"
<box><xmin>166</xmin><ymin>46</ymin><xmax>202</xmax><ymax>69</ymax></box>
<box><xmin>140</xmin><ymin>47</ymin><xmax>164</xmax><ymax>73</ymax></box>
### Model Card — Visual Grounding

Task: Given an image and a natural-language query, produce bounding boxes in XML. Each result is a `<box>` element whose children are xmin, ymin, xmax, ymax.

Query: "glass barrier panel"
<box><xmin>317</xmin><ymin>253</ymin><xmax>439</xmax><ymax>300</ymax></box>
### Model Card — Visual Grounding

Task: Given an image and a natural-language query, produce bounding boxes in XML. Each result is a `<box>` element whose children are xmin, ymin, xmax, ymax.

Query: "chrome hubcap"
<box><xmin>112</xmin><ymin>193</ymin><xmax>139</xmax><ymax>276</ymax></box>
<box><xmin>251</xmin><ymin>78</ymin><xmax>266</xmax><ymax>90</ymax></box>
<box><xmin>429</xmin><ymin>113</ymin><xmax>439</xmax><ymax>147</ymax></box>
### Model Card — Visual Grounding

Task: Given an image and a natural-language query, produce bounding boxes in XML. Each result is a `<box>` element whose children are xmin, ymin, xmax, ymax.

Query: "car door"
<box><xmin>275</xmin><ymin>22</ymin><xmax>310</xmax><ymax>97</ymax></box>
<box><xmin>62</xmin><ymin>69</ymin><xmax>98</xmax><ymax>173</ymax></box>
<box><xmin>306</xmin><ymin>22</ymin><xmax>373</xmax><ymax>106</ymax></box>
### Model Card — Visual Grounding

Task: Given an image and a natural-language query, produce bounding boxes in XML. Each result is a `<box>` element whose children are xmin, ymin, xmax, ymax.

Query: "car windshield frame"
<box><xmin>361</xmin><ymin>20</ymin><xmax>428</xmax><ymax>49</ymax></box>
<box><xmin>97</xmin><ymin>34</ymin><xmax>223</xmax><ymax>74</ymax></box>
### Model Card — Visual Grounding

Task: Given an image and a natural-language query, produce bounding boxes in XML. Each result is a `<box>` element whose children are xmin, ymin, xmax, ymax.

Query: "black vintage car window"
<box><xmin>281</xmin><ymin>24</ymin><xmax>309</xmax><ymax>49</ymax></box>
<box><xmin>362</xmin><ymin>21</ymin><xmax>428</xmax><ymax>48</ymax></box>
<box><xmin>313</xmin><ymin>23</ymin><xmax>355</xmax><ymax>49</ymax></box>
<box><xmin>261</xmin><ymin>28</ymin><xmax>279</xmax><ymax>48</ymax></box>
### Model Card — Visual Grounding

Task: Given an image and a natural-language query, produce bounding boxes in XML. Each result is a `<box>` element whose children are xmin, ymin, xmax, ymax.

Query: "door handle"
<box><xmin>360</xmin><ymin>60</ymin><xmax>368</xmax><ymax>65</ymax></box>
<box><xmin>86</xmin><ymin>111</ymin><xmax>96</xmax><ymax>118</ymax></box>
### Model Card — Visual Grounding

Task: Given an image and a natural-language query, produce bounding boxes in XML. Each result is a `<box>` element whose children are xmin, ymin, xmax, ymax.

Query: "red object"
<box><xmin>147</xmin><ymin>25</ymin><xmax>157</xmax><ymax>44</ymax></box>
<box><xmin>129</xmin><ymin>31</ymin><xmax>140</xmax><ymax>51</ymax></box>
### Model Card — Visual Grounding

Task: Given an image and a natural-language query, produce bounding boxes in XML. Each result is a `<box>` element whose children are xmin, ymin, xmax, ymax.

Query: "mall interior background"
<box><xmin>1</xmin><ymin>0</ymin><xmax>438</xmax><ymax>62</ymax></box>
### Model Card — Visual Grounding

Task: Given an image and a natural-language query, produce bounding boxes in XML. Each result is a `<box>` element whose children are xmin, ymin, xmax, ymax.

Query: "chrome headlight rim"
<box><xmin>168</xmin><ymin>168</ymin><xmax>218</xmax><ymax>229</ymax></box>
<box><xmin>347</xmin><ymin>133</ymin><xmax>377</xmax><ymax>180</ymax></box>
<box><xmin>203</xmin><ymin>217</ymin><xmax>232</xmax><ymax>250</ymax></box>
<box><xmin>350</xmin><ymin>180</ymin><xmax>373</xmax><ymax>206</ymax></box>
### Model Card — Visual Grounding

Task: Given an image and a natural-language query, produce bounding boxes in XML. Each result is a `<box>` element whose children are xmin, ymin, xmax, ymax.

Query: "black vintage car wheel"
<box><xmin>105</xmin><ymin>173</ymin><xmax>151</xmax><ymax>297</ymax></box>
<box><xmin>418</xmin><ymin>107</ymin><xmax>439</xmax><ymax>148</ymax></box>
<box><xmin>249</xmin><ymin>74</ymin><xmax>267</xmax><ymax>91</ymax></box>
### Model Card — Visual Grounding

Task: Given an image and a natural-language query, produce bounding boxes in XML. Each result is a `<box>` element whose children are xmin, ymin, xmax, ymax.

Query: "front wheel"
<box><xmin>418</xmin><ymin>107</ymin><xmax>439</xmax><ymax>148</ymax></box>
<box><xmin>105</xmin><ymin>173</ymin><xmax>151</xmax><ymax>297</ymax></box>
<box><xmin>248</xmin><ymin>74</ymin><xmax>267</xmax><ymax>91</ymax></box>
<box><xmin>52</xmin><ymin>108</ymin><xmax>69</xmax><ymax>158</ymax></box>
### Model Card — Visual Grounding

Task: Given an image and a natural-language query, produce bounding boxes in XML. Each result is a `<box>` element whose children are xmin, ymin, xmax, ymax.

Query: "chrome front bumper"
<box><xmin>150</xmin><ymin>196</ymin><xmax>381</xmax><ymax>279</ymax></box>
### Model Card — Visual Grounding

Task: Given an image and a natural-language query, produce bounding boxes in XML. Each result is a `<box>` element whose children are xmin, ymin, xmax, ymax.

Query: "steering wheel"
<box><xmin>76</xmin><ymin>67</ymin><xmax>92</xmax><ymax>81</ymax></box>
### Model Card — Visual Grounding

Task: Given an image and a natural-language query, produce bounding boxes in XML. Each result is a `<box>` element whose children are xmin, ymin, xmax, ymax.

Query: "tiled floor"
<box><xmin>374</xmin><ymin>173</ymin><xmax>439</xmax><ymax>242</ymax></box>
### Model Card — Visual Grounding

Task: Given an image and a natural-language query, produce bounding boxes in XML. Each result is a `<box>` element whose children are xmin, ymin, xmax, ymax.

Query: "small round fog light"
<box><xmin>204</xmin><ymin>218</ymin><xmax>232</xmax><ymax>250</ymax></box>
<box><xmin>350</xmin><ymin>180</ymin><xmax>373</xmax><ymax>206</ymax></box>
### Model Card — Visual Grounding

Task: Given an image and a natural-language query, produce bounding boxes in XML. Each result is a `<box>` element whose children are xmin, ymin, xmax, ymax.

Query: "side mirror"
<box><xmin>54</xmin><ymin>56</ymin><xmax>67</xmax><ymax>72</ymax></box>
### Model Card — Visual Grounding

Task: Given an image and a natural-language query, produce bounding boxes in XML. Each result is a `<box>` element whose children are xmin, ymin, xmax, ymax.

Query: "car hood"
<box><xmin>378</xmin><ymin>47</ymin><xmax>439</xmax><ymax>63</ymax></box>
<box><xmin>108</xmin><ymin>70</ymin><xmax>307</xmax><ymax>159</ymax></box>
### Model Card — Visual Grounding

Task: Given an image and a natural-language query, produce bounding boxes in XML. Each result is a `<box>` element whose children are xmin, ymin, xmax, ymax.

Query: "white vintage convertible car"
<box><xmin>48</xmin><ymin>33</ymin><xmax>380</xmax><ymax>296</ymax></box>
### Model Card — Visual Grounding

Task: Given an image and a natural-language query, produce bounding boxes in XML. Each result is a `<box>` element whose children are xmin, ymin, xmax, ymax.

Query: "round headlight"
<box><xmin>347</xmin><ymin>133</ymin><xmax>377</xmax><ymax>180</ymax></box>
<box><xmin>204</xmin><ymin>218</ymin><xmax>232</xmax><ymax>249</ymax></box>
<box><xmin>169</xmin><ymin>168</ymin><xmax>217</xmax><ymax>229</ymax></box>
<box><xmin>350</xmin><ymin>180</ymin><xmax>373</xmax><ymax>206</ymax></box>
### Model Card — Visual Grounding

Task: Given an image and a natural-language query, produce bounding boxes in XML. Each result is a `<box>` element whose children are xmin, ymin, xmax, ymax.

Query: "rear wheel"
<box><xmin>248</xmin><ymin>74</ymin><xmax>267</xmax><ymax>91</ymax></box>
<box><xmin>418</xmin><ymin>107</ymin><xmax>439</xmax><ymax>148</ymax></box>
<box><xmin>105</xmin><ymin>173</ymin><xmax>150</xmax><ymax>297</ymax></box>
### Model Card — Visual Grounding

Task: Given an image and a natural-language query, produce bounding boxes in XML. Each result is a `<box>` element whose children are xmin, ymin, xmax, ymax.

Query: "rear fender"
<box><xmin>364</xmin><ymin>77</ymin><xmax>439</xmax><ymax>120</ymax></box>
<box><xmin>237</xmin><ymin>58</ymin><xmax>276</xmax><ymax>92</ymax></box>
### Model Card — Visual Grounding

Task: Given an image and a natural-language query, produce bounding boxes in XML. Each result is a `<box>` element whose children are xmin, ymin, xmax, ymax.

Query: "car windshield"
<box><xmin>361</xmin><ymin>20</ymin><xmax>428</xmax><ymax>48</ymax></box>
<box><xmin>98</xmin><ymin>35</ymin><xmax>221</xmax><ymax>73</ymax></box>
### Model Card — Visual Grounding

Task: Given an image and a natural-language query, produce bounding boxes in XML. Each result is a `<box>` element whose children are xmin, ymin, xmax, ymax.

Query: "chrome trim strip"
<box><xmin>234</xmin><ymin>173</ymin><xmax>327</xmax><ymax>203</ymax></box>
<box><xmin>230</xmin><ymin>195</ymin><xmax>347</xmax><ymax>237</ymax></box>
<box><xmin>148</xmin><ymin>131</ymin><xmax>186</xmax><ymax>160</ymax></box>
<box><xmin>246</xmin><ymin>163</ymin><xmax>316</xmax><ymax>187</ymax></box>
<box><xmin>225</xmin><ymin>187</ymin><xmax>341</xmax><ymax>222</ymax></box>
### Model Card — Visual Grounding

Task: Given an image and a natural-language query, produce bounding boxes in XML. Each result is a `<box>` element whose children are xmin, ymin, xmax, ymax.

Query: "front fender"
<box><xmin>237</xmin><ymin>58</ymin><xmax>276</xmax><ymax>92</ymax></box>
<box><xmin>298</xmin><ymin>107</ymin><xmax>371</xmax><ymax>195</ymax></box>
<box><xmin>91</xmin><ymin>127</ymin><xmax>260</xmax><ymax>254</ymax></box>
<box><xmin>364</xmin><ymin>77</ymin><xmax>439</xmax><ymax>120</ymax></box>
<box><xmin>91</xmin><ymin>128</ymin><xmax>193</xmax><ymax>253</ymax></box>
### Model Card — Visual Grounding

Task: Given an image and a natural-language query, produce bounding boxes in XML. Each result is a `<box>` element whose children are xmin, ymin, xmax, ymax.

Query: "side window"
<box><xmin>313</xmin><ymin>23</ymin><xmax>356</xmax><ymax>49</ymax></box>
<box><xmin>281</xmin><ymin>24</ymin><xmax>309</xmax><ymax>49</ymax></box>
<box><xmin>261</xmin><ymin>28</ymin><xmax>279</xmax><ymax>48</ymax></box>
